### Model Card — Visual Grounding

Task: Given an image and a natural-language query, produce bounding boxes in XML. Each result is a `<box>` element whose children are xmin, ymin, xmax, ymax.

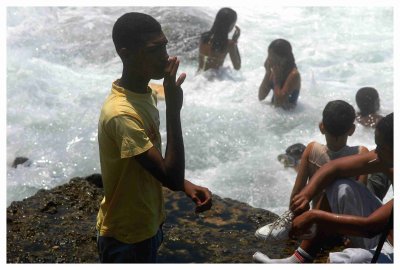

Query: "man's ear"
<box><xmin>319</xmin><ymin>122</ymin><xmax>325</xmax><ymax>134</ymax></box>
<box><xmin>347</xmin><ymin>124</ymin><xmax>356</xmax><ymax>136</ymax></box>
<box><xmin>117</xmin><ymin>48</ymin><xmax>130</xmax><ymax>60</ymax></box>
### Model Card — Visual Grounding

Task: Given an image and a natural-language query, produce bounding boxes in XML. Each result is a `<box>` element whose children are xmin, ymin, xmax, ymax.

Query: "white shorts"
<box><xmin>329</xmin><ymin>242</ymin><xmax>393</xmax><ymax>263</ymax></box>
<box><xmin>325</xmin><ymin>178</ymin><xmax>382</xmax><ymax>249</ymax></box>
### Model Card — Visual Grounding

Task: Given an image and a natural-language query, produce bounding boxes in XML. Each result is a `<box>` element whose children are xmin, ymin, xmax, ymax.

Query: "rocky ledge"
<box><xmin>7</xmin><ymin>174</ymin><xmax>335</xmax><ymax>263</ymax></box>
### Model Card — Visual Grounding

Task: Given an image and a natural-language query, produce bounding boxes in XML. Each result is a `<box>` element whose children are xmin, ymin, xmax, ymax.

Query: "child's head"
<box><xmin>322</xmin><ymin>100</ymin><xmax>356</xmax><ymax>137</ymax></box>
<box><xmin>268</xmin><ymin>39</ymin><xmax>293</xmax><ymax>60</ymax></box>
<box><xmin>375</xmin><ymin>113</ymin><xmax>393</xmax><ymax>168</ymax></box>
<box><xmin>277</xmin><ymin>143</ymin><xmax>306</xmax><ymax>168</ymax></box>
<box><xmin>212</xmin><ymin>8</ymin><xmax>237</xmax><ymax>35</ymax></box>
<box><xmin>355</xmin><ymin>87</ymin><xmax>380</xmax><ymax>116</ymax></box>
<box><xmin>203</xmin><ymin>8</ymin><xmax>237</xmax><ymax>53</ymax></box>
<box><xmin>267</xmin><ymin>39</ymin><xmax>296</xmax><ymax>86</ymax></box>
<box><xmin>113</xmin><ymin>12</ymin><xmax>162</xmax><ymax>52</ymax></box>
<box><xmin>112</xmin><ymin>12</ymin><xmax>168</xmax><ymax>80</ymax></box>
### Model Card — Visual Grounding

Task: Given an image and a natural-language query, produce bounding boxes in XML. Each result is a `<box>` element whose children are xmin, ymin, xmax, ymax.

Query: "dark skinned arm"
<box><xmin>291</xmin><ymin>150</ymin><xmax>389</xmax><ymax>215</ymax></box>
<box><xmin>289</xmin><ymin>142</ymin><xmax>314</xmax><ymax>204</ymax></box>
<box><xmin>291</xmin><ymin>199</ymin><xmax>393</xmax><ymax>239</ymax></box>
<box><xmin>258</xmin><ymin>58</ymin><xmax>273</xmax><ymax>101</ymax></box>
<box><xmin>229</xmin><ymin>26</ymin><xmax>241</xmax><ymax>70</ymax></box>
<box><xmin>135</xmin><ymin>57</ymin><xmax>186</xmax><ymax>191</ymax></box>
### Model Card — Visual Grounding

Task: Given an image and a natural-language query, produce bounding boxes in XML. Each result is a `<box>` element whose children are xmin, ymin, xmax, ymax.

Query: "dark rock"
<box><xmin>85</xmin><ymin>173</ymin><xmax>103</xmax><ymax>188</ymax></box>
<box><xmin>40</xmin><ymin>201</ymin><xmax>58</xmax><ymax>214</ymax></box>
<box><xmin>6</xmin><ymin>175</ymin><xmax>337</xmax><ymax>263</ymax></box>
<box><xmin>12</xmin><ymin>157</ymin><xmax>31</xmax><ymax>168</ymax></box>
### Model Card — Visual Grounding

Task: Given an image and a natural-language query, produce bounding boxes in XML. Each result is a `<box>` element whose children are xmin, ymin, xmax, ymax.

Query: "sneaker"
<box><xmin>255</xmin><ymin>210</ymin><xmax>294</xmax><ymax>241</ymax></box>
<box><xmin>255</xmin><ymin>210</ymin><xmax>317</xmax><ymax>241</ymax></box>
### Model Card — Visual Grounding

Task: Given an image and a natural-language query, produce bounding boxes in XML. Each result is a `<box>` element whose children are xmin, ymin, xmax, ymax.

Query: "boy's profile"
<box><xmin>96</xmin><ymin>12</ymin><xmax>212</xmax><ymax>263</ymax></box>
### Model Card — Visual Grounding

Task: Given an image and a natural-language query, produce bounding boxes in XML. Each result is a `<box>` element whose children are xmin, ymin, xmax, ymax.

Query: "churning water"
<box><xmin>7</xmin><ymin>6</ymin><xmax>393</xmax><ymax>213</ymax></box>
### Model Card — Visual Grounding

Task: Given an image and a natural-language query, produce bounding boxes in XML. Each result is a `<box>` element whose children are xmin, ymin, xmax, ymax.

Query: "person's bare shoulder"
<box><xmin>302</xmin><ymin>141</ymin><xmax>316</xmax><ymax>160</ymax></box>
<box><xmin>286</xmin><ymin>68</ymin><xmax>301</xmax><ymax>89</ymax></box>
<box><xmin>290</xmin><ymin>68</ymin><xmax>301</xmax><ymax>81</ymax></box>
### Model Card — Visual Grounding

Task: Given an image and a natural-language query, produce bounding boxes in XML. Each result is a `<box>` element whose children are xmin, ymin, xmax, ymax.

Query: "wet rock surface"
<box><xmin>11</xmin><ymin>157</ymin><xmax>31</xmax><ymax>168</ymax></box>
<box><xmin>7</xmin><ymin>174</ymin><xmax>336</xmax><ymax>263</ymax></box>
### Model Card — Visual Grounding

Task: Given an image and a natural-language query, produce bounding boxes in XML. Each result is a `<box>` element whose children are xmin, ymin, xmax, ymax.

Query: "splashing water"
<box><xmin>7</xmin><ymin>6</ymin><xmax>393</xmax><ymax>213</ymax></box>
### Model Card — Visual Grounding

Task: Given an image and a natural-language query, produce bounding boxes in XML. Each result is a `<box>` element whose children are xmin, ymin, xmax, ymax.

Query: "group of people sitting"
<box><xmin>254</xmin><ymin>98</ymin><xmax>392</xmax><ymax>263</ymax></box>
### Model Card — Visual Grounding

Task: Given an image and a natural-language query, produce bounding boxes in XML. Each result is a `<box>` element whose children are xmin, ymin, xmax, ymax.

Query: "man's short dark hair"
<box><xmin>376</xmin><ymin>113</ymin><xmax>393</xmax><ymax>149</ymax></box>
<box><xmin>322</xmin><ymin>100</ymin><xmax>356</xmax><ymax>137</ymax></box>
<box><xmin>356</xmin><ymin>87</ymin><xmax>380</xmax><ymax>115</ymax></box>
<box><xmin>112</xmin><ymin>12</ymin><xmax>161</xmax><ymax>51</ymax></box>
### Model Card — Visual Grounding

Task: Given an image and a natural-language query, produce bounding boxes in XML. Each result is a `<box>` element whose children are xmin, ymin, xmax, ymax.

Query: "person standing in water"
<box><xmin>355</xmin><ymin>87</ymin><xmax>383</xmax><ymax>128</ymax></box>
<box><xmin>198</xmin><ymin>7</ymin><xmax>241</xmax><ymax>72</ymax></box>
<box><xmin>258</xmin><ymin>39</ymin><xmax>301</xmax><ymax>110</ymax></box>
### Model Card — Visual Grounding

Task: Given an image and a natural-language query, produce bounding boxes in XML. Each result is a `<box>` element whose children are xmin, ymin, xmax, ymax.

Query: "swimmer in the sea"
<box><xmin>198</xmin><ymin>7</ymin><xmax>241</xmax><ymax>72</ymax></box>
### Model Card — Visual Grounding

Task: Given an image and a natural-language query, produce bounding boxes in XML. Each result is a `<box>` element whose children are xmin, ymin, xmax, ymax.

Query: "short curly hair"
<box><xmin>322</xmin><ymin>100</ymin><xmax>356</xmax><ymax>137</ymax></box>
<box><xmin>112</xmin><ymin>12</ymin><xmax>161</xmax><ymax>51</ymax></box>
<box><xmin>355</xmin><ymin>87</ymin><xmax>380</xmax><ymax>116</ymax></box>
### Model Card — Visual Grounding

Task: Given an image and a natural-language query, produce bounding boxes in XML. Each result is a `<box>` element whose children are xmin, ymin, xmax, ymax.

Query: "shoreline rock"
<box><xmin>7</xmin><ymin>174</ymin><xmax>336</xmax><ymax>263</ymax></box>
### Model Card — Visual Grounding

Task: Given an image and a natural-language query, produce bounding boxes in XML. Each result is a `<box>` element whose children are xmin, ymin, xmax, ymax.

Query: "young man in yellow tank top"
<box><xmin>96</xmin><ymin>12</ymin><xmax>212</xmax><ymax>263</ymax></box>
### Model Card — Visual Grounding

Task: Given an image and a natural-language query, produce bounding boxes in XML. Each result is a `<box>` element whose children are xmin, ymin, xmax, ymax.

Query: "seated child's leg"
<box><xmin>325</xmin><ymin>178</ymin><xmax>382</xmax><ymax>249</ymax></box>
<box><xmin>299</xmin><ymin>194</ymin><xmax>342</xmax><ymax>259</ymax></box>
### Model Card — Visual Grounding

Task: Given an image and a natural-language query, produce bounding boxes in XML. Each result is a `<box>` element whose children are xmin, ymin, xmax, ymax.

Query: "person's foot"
<box><xmin>255</xmin><ymin>210</ymin><xmax>293</xmax><ymax>241</ymax></box>
<box><xmin>253</xmin><ymin>251</ymin><xmax>271</xmax><ymax>263</ymax></box>
<box><xmin>253</xmin><ymin>248</ymin><xmax>314</xmax><ymax>263</ymax></box>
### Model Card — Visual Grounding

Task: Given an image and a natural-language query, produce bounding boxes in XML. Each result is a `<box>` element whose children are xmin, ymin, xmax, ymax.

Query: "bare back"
<box><xmin>198</xmin><ymin>39</ymin><xmax>240</xmax><ymax>71</ymax></box>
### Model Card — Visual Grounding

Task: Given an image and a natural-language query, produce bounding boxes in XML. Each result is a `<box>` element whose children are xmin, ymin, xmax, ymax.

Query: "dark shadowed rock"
<box><xmin>12</xmin><ymin>157</ymin><xmax>31</xmax><ymax>168</ymax></box>
<box><xmin>7</xmin><ymin>175</ymin><xmax>338</xmax><ymax>263</ymax></box>
<box><xmin>85</xmin><ymin>173</ymin><xmax>103</xmax><ymax>188</ymax></box>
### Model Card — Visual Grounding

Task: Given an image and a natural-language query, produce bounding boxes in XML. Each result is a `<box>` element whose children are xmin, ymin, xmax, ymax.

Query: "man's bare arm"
<box><xmin>291</xmin><ymin>199</ymin><xmax>393</xmax><ymax>238</ymax></box>
<box><xmin>291</xmin><ymin>150</ymin><xmax>385</xmax><ymax>215</ymax></box>
<box><xmin>136</xmin><ymin>57</ymin><xmax>186</xmax><ymax>191</ymax></box>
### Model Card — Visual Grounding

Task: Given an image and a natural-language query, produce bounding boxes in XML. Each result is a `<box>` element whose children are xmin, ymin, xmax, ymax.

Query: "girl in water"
<box><xmin>258</xmin><ymin>39</ymin><xmax>301</xmax><ymax>110</ymax></box>
<box><xmin>198</xmin><ymin>8</ymin><xmax>241</xmax><ymax>72</ymax></box>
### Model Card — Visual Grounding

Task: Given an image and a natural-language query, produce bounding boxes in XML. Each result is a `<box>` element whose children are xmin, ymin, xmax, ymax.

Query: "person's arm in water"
<box><xmin>136</xmin><ymin>57</ymin><xmax>212</xmax><ymax>212</ymax></box>
<box><xmin>258</xmin><ymin>58</ymin><xmax>273</xmax><ymax>101</ymax></box>
<box><xmin>291</xmin><ymin>199</ymin><xmax>393</xmax><ymax>240</ymax></box>
<box><xmin>290</xmin><ymin>150</ymin><xmax>390</xmax><ymax>215</ymax></box>
<box><xmin>197</xmin><ymin>39</ymin><xmax>209</xmax><ymax>71</ymax></box>
<box><xmin>228</xmin><ymin>26</ymin><xmax>241</xmax><ymax>70</ymax></box>
<box><xmin>272</xmin><ymin>68</ymin><xmax>301</xmax><ymax>106</ymax></box>
<box><xmin>289</xmin><ymin>142</ymin><xmax>314</xmax><ymax>205</ymax></box>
